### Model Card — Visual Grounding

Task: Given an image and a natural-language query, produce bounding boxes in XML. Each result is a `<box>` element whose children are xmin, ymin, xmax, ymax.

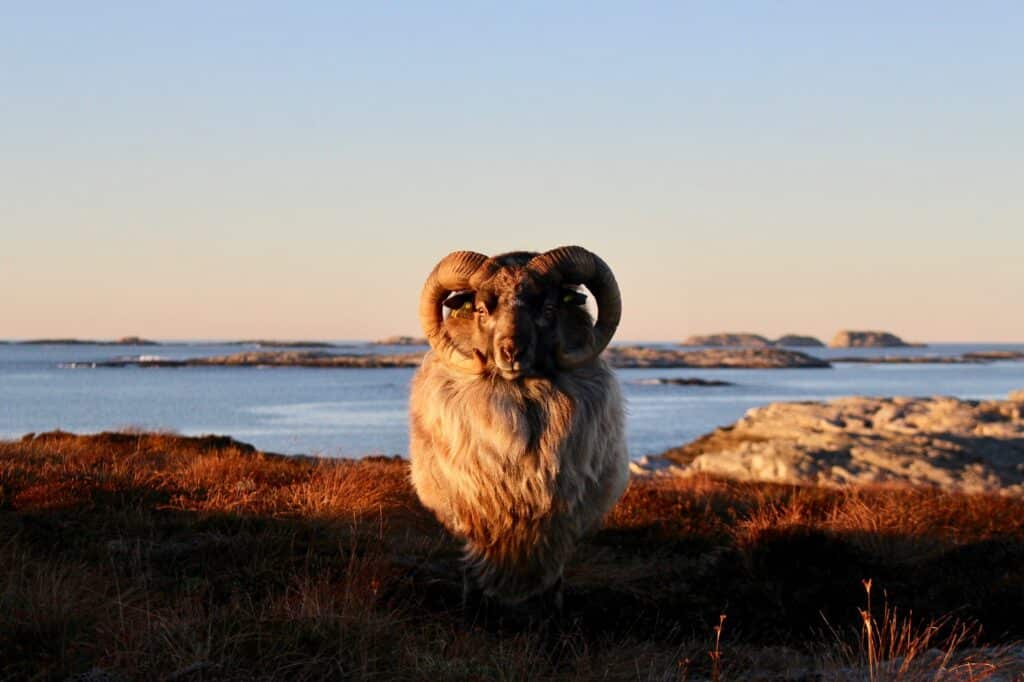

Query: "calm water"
<box><xmin>2</xmin><ymin>341</ymin><xmax>1023</xmax><ymax>459</ymax></box>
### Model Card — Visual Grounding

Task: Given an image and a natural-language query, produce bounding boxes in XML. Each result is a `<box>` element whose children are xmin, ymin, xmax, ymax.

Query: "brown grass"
<box><xmin>2</xmin><ymin>431</ymin><xmax>1022</xmax><ymax>680</ymax></box>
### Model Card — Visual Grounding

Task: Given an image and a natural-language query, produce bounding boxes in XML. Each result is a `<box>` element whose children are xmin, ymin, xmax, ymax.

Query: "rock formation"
<box><xmin>680</xmin><ymin>333</ymin><xmax>773</xmax><ymax>348</ymax></box>
<box><xmin>96</xmin><ymin>351</ymin><xmax>424</xmax><ymax>368</ymax></box>
<box><xmin>630</xmin><ymin>377</ymin><xmax>733</xmax><ymax>387</ymax></box>
<box><xmin>642</xmin><ymin>391</ymin><xmax>1024</xmax><ymax>496</ymax></box>
<box><xmin>829</xmin><ymin>330</ymin><xmax>922</xmax><ymax>348</ymax></box>
<box><xmin>774</xmin><ymin>334</ymin><xmax>825</xmax><ymax>347</ymax></box>
<box><xmin>604</xmin><ymin>346</ymin><xmax>830</xmax><ymax>369</ymax></box>
<box><xmin>372</xmin><ymin>336</ymin><xmax>428</xmax><ymax>346</ymax></box>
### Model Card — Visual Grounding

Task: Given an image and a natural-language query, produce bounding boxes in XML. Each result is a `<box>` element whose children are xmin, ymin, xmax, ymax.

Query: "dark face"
<box><xmin>443</xmin><ymin>266</ymin><xmax>591</xmax><ymax>380</ymax></box>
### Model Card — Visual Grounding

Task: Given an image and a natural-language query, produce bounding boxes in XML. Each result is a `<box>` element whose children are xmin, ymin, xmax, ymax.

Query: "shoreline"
<box><xmin>74</xmin><ymin>346</ymin><xmax>834</xmax><ymax>370</ymax></box>
<box><xmin>10</xmin><ymin>389</ymin><xmax>1023</xmax><ymax>497</ymax></box>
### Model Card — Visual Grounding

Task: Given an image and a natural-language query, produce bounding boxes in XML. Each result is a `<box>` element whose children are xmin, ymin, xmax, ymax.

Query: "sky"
<box><xmin>2</xmin><ymin>2</ymin><xmax>1022</xmax><ymax>342</ymax></box>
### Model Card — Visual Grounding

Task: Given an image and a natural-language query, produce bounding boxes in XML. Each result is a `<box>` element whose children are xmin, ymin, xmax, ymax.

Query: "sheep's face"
<box><xmin>419</xmin><ymin>246</ymin><xmax>621</xmax><ymax>377</ymax></box>
<box><xmin>442</xmin><ymin>255</ymin><xmax>593</xmax><ymax>380</ymax></box>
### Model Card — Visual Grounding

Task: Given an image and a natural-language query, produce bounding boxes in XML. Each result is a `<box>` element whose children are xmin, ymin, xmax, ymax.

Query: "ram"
<box><xmin>409</xmin><ymin>246</ymin><xmax>628</xmax><ymax>608</ymax></box>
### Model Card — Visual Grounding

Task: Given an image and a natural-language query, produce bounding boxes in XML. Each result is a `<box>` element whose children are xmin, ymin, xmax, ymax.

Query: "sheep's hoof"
<box><xmin>461</xmin><ymin>575</ymin><xmax>566</xmax><ymax>633</ymax></box>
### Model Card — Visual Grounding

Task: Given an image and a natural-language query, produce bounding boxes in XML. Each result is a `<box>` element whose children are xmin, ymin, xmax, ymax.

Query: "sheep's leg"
<box><xmin>461</xmin><ymin>565</ymin><xmax>492</xmax><ymax>627</ymax></box>
<box><xmin>545</xmin><ymin>575</ymin><xmax>564</xmax><ymax>616</ymax></box>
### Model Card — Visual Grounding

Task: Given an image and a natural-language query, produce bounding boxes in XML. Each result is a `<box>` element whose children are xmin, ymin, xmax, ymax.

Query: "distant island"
<box><xmin>19</xmin><ymin>336</ymin><xmax>159</xmax><ymax>346</ymax></box>
<box><xmin>224</xmin><ymin>340</ymin><xmax>343</xmax><ymax>348</ymax></box>
<box><xmin>681</xmin><ymin>333</ymin><xmax>825</xmax><ymax>348</ymax></box>
<box><xmin>680</xmin><ymin>330</ymin><xmax>929</xmax><ymax>349</ymax></box>
<box><xmin>372</xmin><ymin>335</ymin><xmax>428</xmax><ymax>346</ymax></box>
<box><xmin>605</xmin><ymin>346</ymin><xmax>830</xmax><ymax>369</ymax></box>
<box><xmin>89</xmin><ymin>351</ymin><xmax>424</xmax><ymax>369</ymax></box>
<box><xmin>630</xmin><ymin>377</ymin><xmax>734</xmax><ymax>387</ymax></box>
<box><xmin>774</xmin><ymin>334</ymin><xmax>826</xmax><ymax>347</ymax></box>
<box><xmin>828</xmin><ymin>330</ymin><xmax>925</xmax><ymax>348</ymax></box>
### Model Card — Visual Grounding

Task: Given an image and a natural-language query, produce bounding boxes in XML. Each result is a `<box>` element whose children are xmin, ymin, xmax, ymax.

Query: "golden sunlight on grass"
<box><xmin>2</xmin><ymin>432</ymin><xmax>1022</xmax><ymax>680</ymax></box>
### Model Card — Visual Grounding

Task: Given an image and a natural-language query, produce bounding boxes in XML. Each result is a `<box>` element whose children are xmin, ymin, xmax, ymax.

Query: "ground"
<box><xmin>2</xmin><ymin>431</ymin><xmax>1022</xmax><ymax>680</ymax></box>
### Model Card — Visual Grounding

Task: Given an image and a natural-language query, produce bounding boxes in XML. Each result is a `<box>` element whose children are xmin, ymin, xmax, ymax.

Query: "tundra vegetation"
<box><xmin>2</xmin><ymin>431</ymin><xmax>1022</xmax><ymax>680</ymax></box>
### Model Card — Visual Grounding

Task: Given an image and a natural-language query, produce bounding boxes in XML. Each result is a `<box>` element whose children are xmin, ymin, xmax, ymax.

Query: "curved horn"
<box><xmin>528</xmin><ymin>246</ymin><xmax>622</xmax><ymax>369</ymax></box>
<box><xmin>418</xmin><ymin>251</ymin><xmax>494</xmax><ymax>373</ymax></box>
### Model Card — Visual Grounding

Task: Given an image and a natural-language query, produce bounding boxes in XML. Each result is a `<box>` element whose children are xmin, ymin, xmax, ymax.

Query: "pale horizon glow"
<box><xmin>3</xmin><ymin>4</ymin><xmax>1022</xmax><ymax>343</ymax></box>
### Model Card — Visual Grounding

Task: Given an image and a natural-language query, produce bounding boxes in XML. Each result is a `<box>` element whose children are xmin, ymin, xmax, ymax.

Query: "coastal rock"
<box><xmin>230</xmin><ymin>340</ymin><xmax>340</xmax><ymax>348</ymax></box>
<box><xmin>116</xmin><ymin>336</ymin><xmax>159</xmax><ymax>345</ymax></box>
<box><xmin>646</xmin><ymin>394</ymin><xmax>1024</xmax><ymax>496</ymax></box>
<box><xmin>830</xmin><ymin>354</ymin><xmax>980</xmax><ymax>365</ymax></box>
<box><xmin>829</xmin><ymin>330</ymin><xmax>921</xmax><ymax>348</ymax></box>
<box><xmin>964</xmin><ymin>350</ymin><xmax>1024</xmax><ymax>361</ymax></box>
<box><xmin>605</xmin><ymin>346</ymin><xmax>830</xmax><ymax>369</ymax></box>
<box><xmin>680</xmin><ymin>333</ymin><xmax>772</xmax><ymax>348</ymax></box>
<box><xmin>774</xmin><ymin>334</ymin><xmax>825</xmax><ymax>347</ymax></box>
<box><xmin>1010</xmin><ymin>390</ymin><xmax>1024</xmax><ymax>402</ymax></box>
<box><xmin>22</xmin><ymin>337</ymin><xmax>159</xmax><ymax>346</ymax></box>
<box><xmin>373</xmin><ymin>336</ymin><xmax>427</xmax><ymax>346</ymax></box>
<box><xmin>630</xmin><ymin>377</ymin><xmax>733</xmax><ymax>387</ymax></box>
<box><xmin>97</xmin><ymin>351</ymin><xmax>424</xmax><ymax>368</ymax></box>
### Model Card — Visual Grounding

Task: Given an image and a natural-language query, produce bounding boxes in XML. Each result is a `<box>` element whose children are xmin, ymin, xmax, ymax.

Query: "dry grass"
<box><xmin>2</xmin><ymin>431</ymin><xmax>1022</xmax><ymax>680</ymax></box>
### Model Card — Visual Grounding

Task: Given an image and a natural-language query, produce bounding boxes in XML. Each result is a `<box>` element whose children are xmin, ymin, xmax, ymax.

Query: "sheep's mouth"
<box><xmin>497</xmin><ymin>366</ymin><xmax>538</xmax><ymax>381</ymax></box>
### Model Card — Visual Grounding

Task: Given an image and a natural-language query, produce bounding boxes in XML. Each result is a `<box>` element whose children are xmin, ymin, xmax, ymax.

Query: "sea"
<box><xmin>2</xmin><ymin>341</ymin><xmax>1023</xmax><ymax>459</ymax></box>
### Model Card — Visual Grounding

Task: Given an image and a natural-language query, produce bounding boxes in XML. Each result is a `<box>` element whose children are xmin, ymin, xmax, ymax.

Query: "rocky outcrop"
<box><xmin>605</xmin><ymin>346</ymin><xmax>830</xmax><ymax>369</ymax></box>
<box><xmin>641</xmin><ymin>391</ymin><xmax>1024</xmax><ymax>496</ymax></box>
<box><xmin>774</xmin><ymin>334</ymin><xmax>825</xmax><ymax>347</ymax></box>
<box><xmin>830</xmin><ymin>355</ymin><xmax>980</xmax><ymax>364</ymax></box>
<box><xmin>681</xmin><ymin>333</ymin><xmax>826</xmax><ymax>348</ymax></box>
<box><xmin>829</xmin><ymin>330</ymin><xmax>922</xmax><ymax>348</ymax></box>
<box><xmin>373</xmin><ymin>336</ymin><xmax>428</xmax><ymax>346</ymax></box>
<box><xmin>116</xmin><ymin>336</ymin><xmax>159</xmax><ymax>345</ymax></box>
<box><xmin>227</xmin><ymin>340</ymin><xmax>341</xmax><ymax>348</ymax></box>
<box><xmin>629</xmin><ymin>377</ymin><xmax>733</xmax><ymax>387</ymax></box>
<box><xmin>830</xmin><ymin>351</ymin><xmax>1024</xmax><ymax>365</ymax></box>
<box><xmin>964</xmin><ymin>350</ymin><xmax>1024</xmax><ymax>361</ymax></box>
<box><xmin>681</xmin><ymin>333</ymin><xmax>772</xmax><ymax>348</ymax></box>
<box><xmin>95</xmin><ymin>351</ymin><xmax>424</xmax><ymax>368</ymax></box>
<box><xmin>22</xmin><ymin>337</ymin><xmax>160</xmax><ymax>346</ymax></box>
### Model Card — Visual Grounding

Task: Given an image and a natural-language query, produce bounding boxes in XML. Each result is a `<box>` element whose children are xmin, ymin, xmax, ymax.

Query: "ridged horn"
<box><xmin>527</xmin><ymin>246</ymin><xmax>621</xmax><ymax>368</ymax></box>
<box><xmin>418</xmin><ymin>251</ymin><xmax>494</xmax><ymax>373</ymax></box>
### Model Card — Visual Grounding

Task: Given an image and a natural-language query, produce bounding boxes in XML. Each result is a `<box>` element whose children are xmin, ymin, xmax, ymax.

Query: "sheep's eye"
<box><xmin>561</xmin><ymin>290</ymin><xmax>587</xmax><ymax>306</ymax></box>
<box><xmin>444</xmin><ymin>293</ymin><xmax>476</xmax><ymax>319</ymax></box>
<box><xmin>443</xmin><ymin>293</ymin><xmax>474</xmax><ymax>310</ymax></box>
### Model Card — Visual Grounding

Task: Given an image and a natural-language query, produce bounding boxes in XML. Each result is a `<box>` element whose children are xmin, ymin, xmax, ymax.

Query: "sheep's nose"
<box><xmin>497</xmin><ymin>339</ymin><xmax>522</xmax><ymax>369</ymax></box>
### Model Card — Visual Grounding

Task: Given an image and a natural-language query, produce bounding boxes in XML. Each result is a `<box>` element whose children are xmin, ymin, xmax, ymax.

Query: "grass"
<box><xmin>2</xmin><ymin>431</ymin><xmax>1022</xmax><ymax>680</ymax></box>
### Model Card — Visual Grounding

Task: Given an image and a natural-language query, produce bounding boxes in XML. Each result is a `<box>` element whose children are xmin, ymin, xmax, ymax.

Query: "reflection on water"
<box><xmin>2</xmin><ymin>342</ymin><xmax>1023</xmax><ymax>458</ymax></box>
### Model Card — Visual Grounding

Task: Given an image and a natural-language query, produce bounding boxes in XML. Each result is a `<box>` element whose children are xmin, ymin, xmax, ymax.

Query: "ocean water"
<box><xmin>1</xmin><ymin>341</ymin><xmax>1023</xmax><ymax>459</ymax></box>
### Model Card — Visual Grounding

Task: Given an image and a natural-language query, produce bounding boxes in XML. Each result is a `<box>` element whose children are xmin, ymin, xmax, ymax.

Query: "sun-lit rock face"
<box><xmin>774</xmin><ymin>334</ymin><xmax>825</xmax><ymax>347</ymax></box>
<box><xmin>643</xmin><ymin>392</ymin><xmax>1024</xmax><ymax>496</ymax></box>
<box><xmin>828</xmin><ymin>330</ymin><xmax>920</xmax><ymax>348</ymax></box>
<box><xmin>681</xmin><ymin>333</ymin><xmax>773</xmax><ymax>348</ymax></box>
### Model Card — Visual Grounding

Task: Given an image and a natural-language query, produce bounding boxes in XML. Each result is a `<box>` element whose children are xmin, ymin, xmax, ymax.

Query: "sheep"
<box><xmin>408</xmin><ymin>246</ymin><xmax>628</xmax><ymax>608</ymax></box>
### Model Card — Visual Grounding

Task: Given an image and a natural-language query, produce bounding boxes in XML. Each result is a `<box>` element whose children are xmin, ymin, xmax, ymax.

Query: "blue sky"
<box><xmin>2</xmin><ymin>3</ymin><xmax>1022</xmax><ymax>341</ymax></box>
